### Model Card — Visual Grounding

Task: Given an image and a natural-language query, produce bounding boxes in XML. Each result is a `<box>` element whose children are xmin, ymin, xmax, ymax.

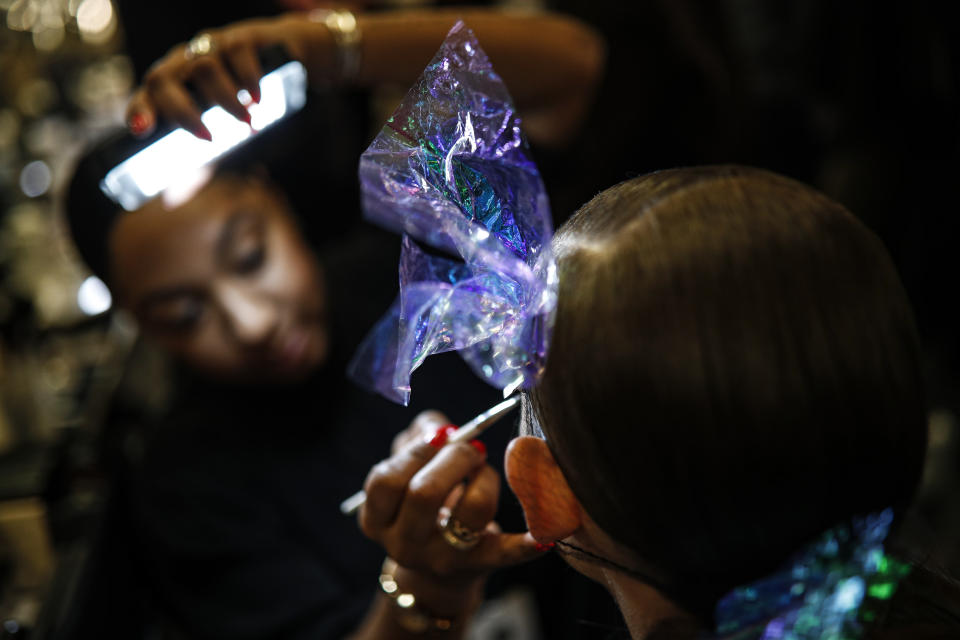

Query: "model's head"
<box><xmin>506</xmin><ymin>166</ymin><xmax>927</xmax><ymax>614</ymax></box>
<box><xmin>65</xmin><ymin>135</ymin><xmax>328</xmax><ymax>384</ymax></box>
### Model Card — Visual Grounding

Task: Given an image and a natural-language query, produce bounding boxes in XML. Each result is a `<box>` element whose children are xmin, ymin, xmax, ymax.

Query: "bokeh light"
<box><xmin>19</xmin><ymin>160</ymin><xmax>52</xmax><ymax>198</ymax></box>
<box><xmin>76</xmin><ymin>0</ymin><xmax>115</xmax><ymax>44</ymax></box>
<box><xmin>77</xmin><ymin>275</ymin><xmax>112</xmax><ymax>316</ymax></box>
<box><xmin>6</xmin><ymin>0</ymin><xmax>39</xmax><ymax>31</ymax></box>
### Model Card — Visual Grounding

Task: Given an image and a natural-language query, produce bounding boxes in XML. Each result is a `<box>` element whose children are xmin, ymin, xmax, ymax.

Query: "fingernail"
<box><xmin>251</xmin><ymin>87</ymin><xmax>261</xmax><ymax>104</ymax></box>
<box><xmin>129</xmin><ymin>112</ymin><xmax>150</xmax><ymax>135</ymax></box>
<box><xmin>195</xmin><ymin>125</ymin><xmax>213</xmax><ymax>141</ymax></box>
<box><xmin>469</xmin><ymin>439</ymin><xmax>486</xmax><ymax>456</ymax></box>
<box><xmin>427</xmin><ymin>425</ymin><xmax>457</xmax><ymax>448</ymax></box>
<box><xmin>535</xmin><ymin>542</ymin><xmax>556</xmax><ymax>552</ymax></box>
<box><xmin>240</xmin><ymin>110</ymin><xmax>252</xmax><ymax>125</ymax></box>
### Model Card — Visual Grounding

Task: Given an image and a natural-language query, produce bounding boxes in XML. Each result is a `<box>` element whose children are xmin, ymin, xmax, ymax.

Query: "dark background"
<box><xmin>1</xmin><ymin>1</ymin><xmax>958</xmax><ymax>638</ymax></box>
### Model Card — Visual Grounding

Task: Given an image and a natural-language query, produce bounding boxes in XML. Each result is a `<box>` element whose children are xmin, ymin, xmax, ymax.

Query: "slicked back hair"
<box><xmin>529</xmin><ymin>166</ymin><xmax>928</xmax><ymax>607</ymax></box>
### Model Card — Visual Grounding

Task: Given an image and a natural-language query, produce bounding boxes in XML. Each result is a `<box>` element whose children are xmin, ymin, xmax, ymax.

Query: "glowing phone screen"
<box><xmin>100</xmin><ymin>60</ymin><xmax>307</xmax><ymax>211</ymax></box>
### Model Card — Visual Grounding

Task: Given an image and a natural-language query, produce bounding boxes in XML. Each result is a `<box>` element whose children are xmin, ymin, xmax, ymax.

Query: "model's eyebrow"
<box><xmin>215</xmin><ymin>209</ymin><xmax>258</xmax><ymax>265</ymax></box>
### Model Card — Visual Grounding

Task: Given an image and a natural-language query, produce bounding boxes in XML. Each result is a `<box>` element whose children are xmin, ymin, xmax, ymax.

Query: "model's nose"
<box><xmin>216</xmin><ymin>283</ymin><xmax>278</xmax><ymax>347</ymax></box>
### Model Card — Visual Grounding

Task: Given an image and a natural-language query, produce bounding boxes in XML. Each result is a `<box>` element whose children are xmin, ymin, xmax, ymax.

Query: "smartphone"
<box><xmin>100</xmin><ymin>46</ymin><xmax>307</xmax><ymax>211</ymax></box>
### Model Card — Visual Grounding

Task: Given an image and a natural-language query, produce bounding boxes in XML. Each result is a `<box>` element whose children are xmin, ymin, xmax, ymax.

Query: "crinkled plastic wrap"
<box><xmin>348</xmin><ymin>21</ymin><xmax>557</xmax><ymax>405</ymax></box>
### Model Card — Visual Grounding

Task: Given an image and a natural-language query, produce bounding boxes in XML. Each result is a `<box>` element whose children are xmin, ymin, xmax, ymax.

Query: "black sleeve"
<box><xmin>132</xmin><ymin>430</ymin><xmax>376</xmax><ymax>640</ymax></box>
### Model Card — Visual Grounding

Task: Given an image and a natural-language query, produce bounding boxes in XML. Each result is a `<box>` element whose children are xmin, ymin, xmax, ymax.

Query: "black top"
<box><xmin>133</xmin><ymin>369</ymin><xmax>395</xmax><ymax>638</ymax></box>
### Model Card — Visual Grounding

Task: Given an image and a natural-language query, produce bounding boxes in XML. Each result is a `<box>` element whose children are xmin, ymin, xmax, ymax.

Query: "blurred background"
<box><xmin>0</xmin><ymin>0</ymin><xmax>957</xmax><ymax>638</ymax></box>
<box><xmin>0</xmin><ymin>1</ymin><xmax>140</xmax><ymax>636</ymax></box>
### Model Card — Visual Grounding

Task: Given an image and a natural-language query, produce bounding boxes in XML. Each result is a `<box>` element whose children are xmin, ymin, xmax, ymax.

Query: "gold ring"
<box><xmin>185</xmin><ymin>32</ymin><xmax>216</xmax><ymax>59</ymax></box>
<box><xmin>438</xmin><ymin>513</ymin><xmax>481</xmax><ymax>551</ymax></box>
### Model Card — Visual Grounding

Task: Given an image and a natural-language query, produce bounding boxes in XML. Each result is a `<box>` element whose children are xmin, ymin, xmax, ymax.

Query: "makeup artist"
<box><xmin>63</xmin><ymin>8</ymin><xmax>605</xmax><ymax>639</ymax></box>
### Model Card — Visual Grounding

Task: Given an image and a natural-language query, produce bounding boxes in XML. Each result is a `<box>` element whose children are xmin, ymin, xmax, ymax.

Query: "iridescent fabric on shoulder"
<box><xmin>714</xmin><ymin>509</ymin><xmax>910</xmax><ymax>640</ymax></box>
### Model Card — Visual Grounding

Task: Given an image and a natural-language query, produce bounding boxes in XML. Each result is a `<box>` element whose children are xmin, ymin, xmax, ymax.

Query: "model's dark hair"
<box><xmin>528</xmin><ymin>165</ymin><xmax>956</xmax><ymax>633</ymax></box>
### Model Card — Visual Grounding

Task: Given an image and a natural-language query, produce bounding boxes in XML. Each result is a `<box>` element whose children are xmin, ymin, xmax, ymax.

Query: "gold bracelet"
<box><xmin>308</xmin><ymin>8</ymin><xmax>362</xmax><ymax>84</ymax></box>
<box><xmin>379</xmin><ymin>558</ymin><xmax>454</xmax><ymax>633</ymax></box>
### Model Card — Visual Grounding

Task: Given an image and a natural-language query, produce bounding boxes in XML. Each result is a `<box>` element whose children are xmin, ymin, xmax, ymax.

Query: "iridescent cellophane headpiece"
<box><xmin>348</xmin><ymin>21</ymin><xmax>557</xmax><ymax>405</ymax></box>
<box><xmin>714</xmin><ymin>508</ymin><xmax>910</xmax><ymax>640</ymax></box>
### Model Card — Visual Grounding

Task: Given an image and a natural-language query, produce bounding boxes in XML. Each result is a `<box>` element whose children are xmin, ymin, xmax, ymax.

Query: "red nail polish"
<box><xmin>470</xmin><ymin>439</ymin><xmax>486</xmax><ymax>456</ymax></box>
<box><xmin>129</xmin><ymin>113</ymin><xmax>149</xmax><ymax>135</ymax></box>
<box><xmin>251</xmin><ymin>88</ymin><xmax>261</xmax><ymax>104</ymax></box>
<box><xmin>427</xmin><ymin>425</ymin><xmax>457</xmax><ymax>448</ymax></box>
<box><xmin>195</xmin><ymin>126</ymin><xmax>213</xmax><ymax>141</ymax></box>
<box><xmin>535</xmin><ymin>542</ymin><xmax>556</xmax><ymax>552</ymax></box>
<box><xmin>241</xmin><ymin>111</ymin><xmax>252</xmax><ymax>125</ymax></box>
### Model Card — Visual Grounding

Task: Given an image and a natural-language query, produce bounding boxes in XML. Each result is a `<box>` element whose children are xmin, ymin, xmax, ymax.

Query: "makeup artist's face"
<box><xmin>109</xmin><ymin>173</ymin><xmax>328</xmax><ymax>383</ymax></box>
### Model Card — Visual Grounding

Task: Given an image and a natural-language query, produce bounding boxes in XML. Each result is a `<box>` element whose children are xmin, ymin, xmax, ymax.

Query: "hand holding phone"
<box><xmin>125</xmin><ymin>12</ymin><xmax>315</xmax><ymax>136</ymax></box>
<box><xmin>101</xmin><ymin>50</ymin><xmax>306</xmax><ymax>210</ymax></box>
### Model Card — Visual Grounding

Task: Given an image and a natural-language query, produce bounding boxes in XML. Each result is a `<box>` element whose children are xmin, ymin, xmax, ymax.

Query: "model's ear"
<box><xmin>505</xmin><ymin>436</ymin><xmax>581</xmax><ymax>542</ymax></box>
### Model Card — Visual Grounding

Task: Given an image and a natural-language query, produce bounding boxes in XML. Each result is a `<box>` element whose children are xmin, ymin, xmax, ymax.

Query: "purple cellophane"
<box><xmin>348</xmin><ymin>21</ymin><xmax>557</xmax><ymax>405</ymax></box>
